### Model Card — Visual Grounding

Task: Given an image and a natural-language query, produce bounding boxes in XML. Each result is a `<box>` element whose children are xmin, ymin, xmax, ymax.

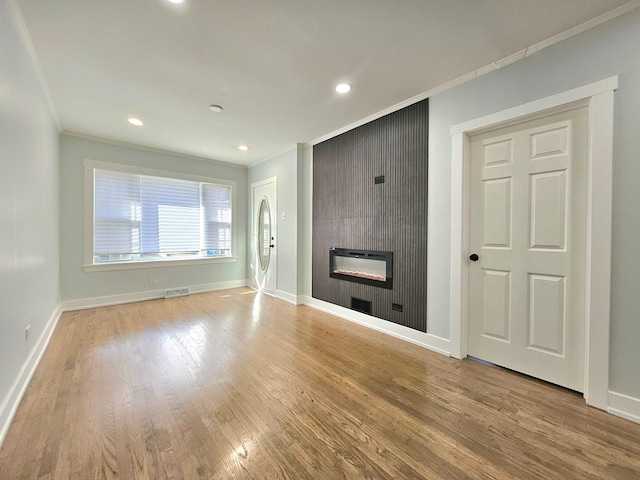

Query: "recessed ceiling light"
<box><xmin>209</xmin><ymin>104</ymin><xmax>223</xmax><ymax>113</ymax></box>
<box><xmin>167</xmin><ymin>0</ymin><xmax>185</xmax><ymax>4</ymax></box>
<box><xmin>335</xmin><ymin>83</ymin><xmax>352</xmax><ymax>94</ymax></box>
<box><xmin>238</xmin><ymin>145</ymin><xmax>249</xmax><ymax>151</ymax></box>
<box><xmin>128</xmin><ymin>117</ymin><xmax>144</xmax><ymax>126</ymax></box>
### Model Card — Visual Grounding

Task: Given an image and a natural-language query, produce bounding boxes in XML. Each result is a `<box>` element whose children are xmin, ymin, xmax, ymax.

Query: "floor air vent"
<box><xmin>165</xmin><ymin>288</ymin><xmax>190</xmax><ymax>298</ymax></box>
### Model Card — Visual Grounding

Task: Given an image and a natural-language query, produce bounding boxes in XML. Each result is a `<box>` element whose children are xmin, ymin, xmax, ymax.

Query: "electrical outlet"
<box><xmin>149</xmin><ymin>275</ymin><xmax>157</xmax><ymax>285</ymax></box>
<box><xmin>25</xmin><ymin>325</ymin><xmax>31</xmax><ymax>340</ymax></box>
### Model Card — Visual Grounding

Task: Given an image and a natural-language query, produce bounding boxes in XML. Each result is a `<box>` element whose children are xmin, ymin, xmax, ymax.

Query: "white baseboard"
<box><xmin>276</xmin><ymin>289</ymin><xmax>300</xmax><ymax>305</ymax></box>
<box><xmin>189</xmin><ymin>280</ymin><xmax>248</xmax><ymax>295</ymax></box>
<box><xmin>0</xmin><ymin>305</ymin><xmax>62</xmax><ymax>448</ymax></box>
<box><xmin>246</xmin><ymin>287</ymin><xmax>300</xmax><ymax>306</ymax></box>
<box><xmin>61</xmin><ymin>289</ymin><xmax>164</xmax><ymax>311</ymax></box>
<box><xmin>300</xmin><ymin>296</ymin><xmax>451</xmax><ymax>356</ymax></box>
<box><xmin>608</xmin><ymin>391</ymin><xmax>640</xmax><ymax>424</ymax></box>
<box><xmin>61</xmin><ymin>279</ymin><xmax>249</xmax><ymax>311</ymax></box>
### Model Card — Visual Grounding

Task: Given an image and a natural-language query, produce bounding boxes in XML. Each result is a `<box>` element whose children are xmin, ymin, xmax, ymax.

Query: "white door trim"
<box><xmin>449</xmin><ymin>76</ymin><xmax>617</xmax><ymax>410</ymax></box>
<box><xmin>251</xmin><ymin>176</ymin><xmax>278</xmax><ymax>190</ymax></box>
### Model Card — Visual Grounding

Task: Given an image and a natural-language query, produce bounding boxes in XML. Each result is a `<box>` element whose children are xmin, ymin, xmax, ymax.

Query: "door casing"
<box><xmin>449</xmin><ymin>77</ymin><xmax>617</xmax><ymax>410</ymax></box>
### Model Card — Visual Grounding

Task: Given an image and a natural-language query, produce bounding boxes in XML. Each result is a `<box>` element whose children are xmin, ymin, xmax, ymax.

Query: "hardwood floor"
<box><xmin>1</xmin><ymin>288</ymin><xmax>639</xmax><ymax>479</ymax></box>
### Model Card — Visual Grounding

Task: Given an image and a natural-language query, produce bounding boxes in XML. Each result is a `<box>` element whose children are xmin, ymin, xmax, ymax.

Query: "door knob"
<box><xmin>469</xmin><ymin>253</ymin><xmax>479</xmax><ymax>261</ymax></box>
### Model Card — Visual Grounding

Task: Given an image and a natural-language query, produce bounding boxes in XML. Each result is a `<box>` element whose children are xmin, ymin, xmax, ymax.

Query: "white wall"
<box><xmin>0</xmin><ymin>0</ymin><xmax>60</xmax><ymax>434</ymax></box>
<box><xmin>427</xmin><ymin>9</ymin><xmax>640</xmax><ymax>398</ymax></box>
<box><xmin>59</xmin><ymin>134</ymin><xmax>248</xmax><ymax>301</ymax></box>
<box><xmin>247</xmin><ymin>147</ymin><xmax>300</xmax><ymax>301</ymax></box>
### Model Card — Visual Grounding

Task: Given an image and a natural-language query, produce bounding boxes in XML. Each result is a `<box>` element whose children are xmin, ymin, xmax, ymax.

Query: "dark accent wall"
<box><xmin>312</xmin><ymin>99</ymin><xmax>428</xmax><ymax>332</ymax></box>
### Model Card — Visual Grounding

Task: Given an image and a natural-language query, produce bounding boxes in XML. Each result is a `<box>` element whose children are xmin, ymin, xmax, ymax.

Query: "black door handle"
<box><xmin>469</xmin><ymin>254</ymin><xmax>479</xmax><ymax>261</ymax></box>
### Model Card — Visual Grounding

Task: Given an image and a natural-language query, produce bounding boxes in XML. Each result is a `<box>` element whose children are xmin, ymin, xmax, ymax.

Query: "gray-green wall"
<box><xmin>59</xmin><ymin>135</ymin><xmax>248</xmax><ymax>301</ymax></box>
<box><xmin>0</xmin><ymin>0</ymin><xmax>60</xmax><ymax>433</ymax></box>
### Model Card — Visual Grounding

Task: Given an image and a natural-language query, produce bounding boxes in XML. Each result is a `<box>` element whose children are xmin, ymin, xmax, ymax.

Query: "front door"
<box><xmin>467</xmin><ymin>105</ymin><xmax>588</xmax><ymax>391</ymax></box>
<box><xmin>252</xmin><ymin>179</ymin><xmax>277</xmax><ymax>294</ymax></box>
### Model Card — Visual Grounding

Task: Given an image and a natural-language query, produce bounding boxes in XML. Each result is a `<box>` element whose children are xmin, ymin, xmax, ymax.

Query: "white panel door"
<box><xmin>252</xmin><ymin>179</ymin><xmax>277</xmax><ymax>295</ymax></box>
<box><xmin>468</xmin><ymin>106</ymin><xmax>588</xmax><ymax>391</ymax></box>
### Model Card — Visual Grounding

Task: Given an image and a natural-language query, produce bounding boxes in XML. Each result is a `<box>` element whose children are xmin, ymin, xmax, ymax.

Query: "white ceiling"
<box><xmin>14</xmin><ymin>0</ymin><xmax>637</xmax><ymax>166</ymax></box>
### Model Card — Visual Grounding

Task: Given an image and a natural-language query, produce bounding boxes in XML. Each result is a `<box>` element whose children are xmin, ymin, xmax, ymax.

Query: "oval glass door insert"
<box><xmin>258</xmin><ymin>197</ymin><xmax>271</xmax><ymax>272</ymax></box>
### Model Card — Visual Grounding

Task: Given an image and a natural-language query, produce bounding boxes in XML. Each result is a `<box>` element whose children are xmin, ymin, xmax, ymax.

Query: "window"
<box><xmin>85</xmin><ymin>160</ymin><xmax>235</xmax><ymax>270</ymax></box>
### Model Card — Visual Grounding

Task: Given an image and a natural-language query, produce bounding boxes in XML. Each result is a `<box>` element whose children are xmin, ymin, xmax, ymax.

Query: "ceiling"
<box><xmin>14</xmin><ymin>0</ymin><xmax>637</xmax><ymax>166</ymax></box>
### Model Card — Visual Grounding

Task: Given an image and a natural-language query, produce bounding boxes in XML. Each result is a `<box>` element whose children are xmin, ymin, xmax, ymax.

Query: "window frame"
<box><xmin>83</xmin><ymin>159</ymin><xmax>237</xmax><ymax>272</ymax></box>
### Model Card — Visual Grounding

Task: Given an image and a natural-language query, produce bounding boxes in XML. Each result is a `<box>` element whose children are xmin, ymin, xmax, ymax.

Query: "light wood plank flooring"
<box><xmin>1</xmin><ymin>288</ymin><xmax>639</xmax><ymax>479</ymax></box>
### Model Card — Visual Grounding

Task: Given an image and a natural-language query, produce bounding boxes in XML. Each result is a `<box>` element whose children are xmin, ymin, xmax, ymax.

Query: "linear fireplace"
<box><xmin>329</xmin><ymin>248</ymin><xmax>393</xmax><ymax>289</ymax></box>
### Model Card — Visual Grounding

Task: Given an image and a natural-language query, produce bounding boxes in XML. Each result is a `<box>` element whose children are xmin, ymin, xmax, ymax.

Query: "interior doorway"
<box><xmin>449</xmin><ymin>77</ymin><xmax>616</xmax><ymax>410</ymax></box>
<box><xmin>467</xmin><ymin>104</ymin><xmax>588</xmax><ymax>392</ymax></box>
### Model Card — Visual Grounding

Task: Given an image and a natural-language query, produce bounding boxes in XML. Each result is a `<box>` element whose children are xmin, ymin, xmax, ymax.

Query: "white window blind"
<box><xmin>93</xmin><ymin>168</ymin><xmax>232</xmax><ymax>264</ymax></box>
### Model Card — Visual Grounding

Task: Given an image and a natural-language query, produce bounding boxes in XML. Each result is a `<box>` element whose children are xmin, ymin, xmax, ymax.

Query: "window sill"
<box><xmin>83</xmin><ymin>256</ymin><xmax>237</xmax><ymax>272</ymax></box>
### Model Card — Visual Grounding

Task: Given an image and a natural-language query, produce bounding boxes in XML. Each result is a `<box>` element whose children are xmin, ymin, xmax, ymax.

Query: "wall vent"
<box><xmin>351</xmin><ymin>297</ymin><xmax>372</xmax><ymax>315</ymax></box>
<box><xmin>165</xmin><ymin>288</ymin><xmax>190</xmax><ymax>298</ymax></box>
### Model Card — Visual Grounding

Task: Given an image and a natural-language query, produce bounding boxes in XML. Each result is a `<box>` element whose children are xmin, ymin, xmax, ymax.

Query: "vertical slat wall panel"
<box><xmin>312</xmin><ymin>99</ymin><xmax>428</xmax><ymax>332</ymax></box>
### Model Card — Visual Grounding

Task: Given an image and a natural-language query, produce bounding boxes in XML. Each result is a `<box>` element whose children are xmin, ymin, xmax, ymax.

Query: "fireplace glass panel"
<box><xmin>329</xmin><ymin>248</ymin><xmax>393</xmax><ymax>289</ymax></box>
<box><xmin>333</xmin><ymin>256</ymin><xmax>386</xmax><ymax>282</ymax></box>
